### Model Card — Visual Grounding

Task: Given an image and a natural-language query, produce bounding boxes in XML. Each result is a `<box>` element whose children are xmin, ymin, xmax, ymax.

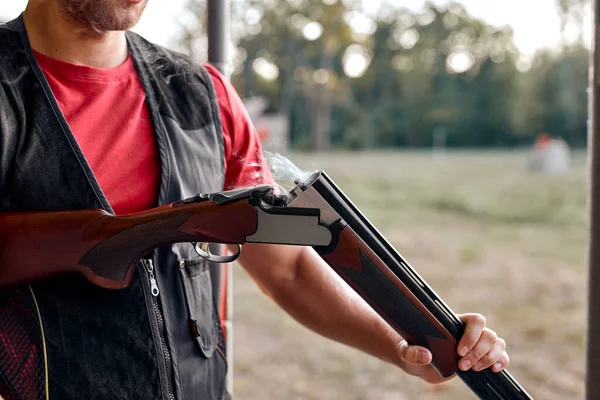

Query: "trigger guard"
<box><xmin>193</xmin><ymin>243</ymin><xmax>242</xmax><ymax>264</ymax></box>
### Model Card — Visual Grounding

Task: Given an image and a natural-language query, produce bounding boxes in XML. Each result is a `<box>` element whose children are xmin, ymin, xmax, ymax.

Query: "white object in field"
<box><xmin>529</xmin><ymin>138</ymin><xmax>571</xmax><ymax>174</ymax></box>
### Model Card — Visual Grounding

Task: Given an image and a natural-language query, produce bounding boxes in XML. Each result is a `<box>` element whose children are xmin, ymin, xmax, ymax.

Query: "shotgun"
<box><xmin>0</xmin><ymin>171</ymin><xmax>534</xmax><ymax>399</ymax></box>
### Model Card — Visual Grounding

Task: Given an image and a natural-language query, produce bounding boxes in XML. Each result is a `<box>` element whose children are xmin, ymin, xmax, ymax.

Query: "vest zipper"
<box><xmin>146</xmin><ymin>260</ymin><xmax>160</xmax><ymax>297</ymax></box>
<box><xmin>145</xmin><ymin>259</ymin><xmax>175</xmax><ymax>400</ymax></box>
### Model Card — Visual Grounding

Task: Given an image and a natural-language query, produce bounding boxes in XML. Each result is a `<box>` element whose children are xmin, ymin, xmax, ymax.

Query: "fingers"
<box><xmin>397</xmin><ymin>313</ymin><xmax>509</xmax><ymax>378</ymax></box>
<box><xmin>471</xmin><ymin>338</ymin><xmax>506</xmax><ymax>372</ymax></box>
<box><xmin>397</xmin><ymin>340</ymin><xmax>432</xmax><ymax>365</ymax></box>
<box><xmin>491</xmin><ymin>351</ymin><xmax>510</xmax><ymax>372</ymax></box>
<box><xmin>457</xmin><ymin>313</ymin><xmax>487</xmax><ymax>357</ymax></box>
<box><xmin>457</xmin><ymin>313</ymin><xmax>509</xmax><ymax>372</ymax></box>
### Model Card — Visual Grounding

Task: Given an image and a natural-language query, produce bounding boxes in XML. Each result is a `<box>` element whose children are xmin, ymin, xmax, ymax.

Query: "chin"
<box><xmin>103</xmin><ymin>0</ymin><xmax>148</xmax><ymax>31</ymax></box>
<box><xmin>59</xmin><ymin>0</ymin><xmax>148</xmax><ymax>33</ymax></box>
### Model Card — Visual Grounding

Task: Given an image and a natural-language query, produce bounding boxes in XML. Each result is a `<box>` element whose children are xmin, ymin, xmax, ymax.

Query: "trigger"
<box><xmin>193</xmin><ymin>243</ymin><xmax>242</xmax><ymax>264</ymax></box>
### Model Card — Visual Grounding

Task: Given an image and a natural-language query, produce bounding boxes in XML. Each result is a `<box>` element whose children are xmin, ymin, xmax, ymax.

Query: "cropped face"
<box><xmin>56</xmin><ymin>0</ymin><xmax>148</xmax><ymax>32</ymax></box>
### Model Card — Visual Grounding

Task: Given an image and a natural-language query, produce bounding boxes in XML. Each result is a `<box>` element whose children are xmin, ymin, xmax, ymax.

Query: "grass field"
<box><xmin>231</xmin><ymin>150</ymin><xmax>589</xmax><ymax>400</ymax></box>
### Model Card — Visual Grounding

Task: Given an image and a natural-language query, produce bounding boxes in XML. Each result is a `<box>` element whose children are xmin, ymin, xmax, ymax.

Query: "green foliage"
<box><xmin>177</xmin><ymin>1</ymin><xmax>589</xmax><ymax>150</ymax></box>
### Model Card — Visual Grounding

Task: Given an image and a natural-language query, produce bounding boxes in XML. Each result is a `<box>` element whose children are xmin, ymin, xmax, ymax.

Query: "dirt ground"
<box><xmin>230</xmin><ymin>150</ymin><xmax>588</xmax><ymax>400</ymax></box>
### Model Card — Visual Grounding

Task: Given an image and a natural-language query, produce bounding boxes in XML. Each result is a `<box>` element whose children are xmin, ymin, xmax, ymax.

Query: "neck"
<box><xmin>23</xmin><ymin>2</ymin><xmax>128</xmax><ymax>68</ymax></box>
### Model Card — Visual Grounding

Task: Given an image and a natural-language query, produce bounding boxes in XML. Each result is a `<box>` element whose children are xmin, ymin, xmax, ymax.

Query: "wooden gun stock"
<box><xmin>0</xmin><ymin>198</ymin><xmax>258</xmax><ymax>290</ymax></box>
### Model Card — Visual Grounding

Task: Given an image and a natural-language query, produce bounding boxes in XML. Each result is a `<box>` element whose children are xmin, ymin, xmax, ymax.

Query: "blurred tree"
<box><xmin>557</xmin><ymin>0</ymin><xmax>589</xmax><ymax>44</ymax></box>
<box><xmin>175</xmin><ymin>0</ymin><xmax>589</xmax><ymax>151</ymax></box>
<box><xmin>350</xmin><ymin>3</ymin><xmax>521</xmax><ymax>148</ymax></box>
<box><xmin>555</xmin><ymin>0</ymin><xmax>589</xmax><ymax>145</ymax></box>
<box><xmin>522</xmin><ymin>45</ymin><xmax>589</xmax><ymax>147</ymax></box>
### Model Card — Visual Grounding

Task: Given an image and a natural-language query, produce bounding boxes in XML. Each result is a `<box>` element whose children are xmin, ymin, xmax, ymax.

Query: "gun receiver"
<box><xmin>0</xmin><ymin>171</ymin><xmax>533</xmax><ymax>399</ymax></box>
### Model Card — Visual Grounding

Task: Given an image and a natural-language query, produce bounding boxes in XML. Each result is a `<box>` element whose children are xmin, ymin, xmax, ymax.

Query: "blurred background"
<box><xmin>1</xmin><ymin>0</ymin><xmax>591</xmax><ymax>398</ymax></box>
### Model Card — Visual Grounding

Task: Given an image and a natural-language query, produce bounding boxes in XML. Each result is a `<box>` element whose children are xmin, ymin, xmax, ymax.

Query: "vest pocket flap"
<box><xmin>178</xmin><ymin>259</ymin><xmax>218</xmax><ymax>358</ymax></box>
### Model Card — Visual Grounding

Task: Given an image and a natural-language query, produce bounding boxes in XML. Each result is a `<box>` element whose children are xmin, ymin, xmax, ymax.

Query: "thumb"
<box><xmin>397</xmin><ymin>340</ymin><xmax>432</xmax><ymax>365</ymax></box>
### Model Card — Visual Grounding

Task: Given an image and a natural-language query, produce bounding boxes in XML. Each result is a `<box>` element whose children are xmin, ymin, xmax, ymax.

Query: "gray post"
<box><xmin>208</xmin><ymin>0</ymin><xmax>232</xmax><ymax>79</ymax></box>
<box><xmin>587</xmin><ymin>1</ymin><xmax>600</xmax><ymax>399</ymax></box>
<box><xmin>207</xmin><ymin>0</ymin><xmax>234</xmax><ymax>397</ymax></box>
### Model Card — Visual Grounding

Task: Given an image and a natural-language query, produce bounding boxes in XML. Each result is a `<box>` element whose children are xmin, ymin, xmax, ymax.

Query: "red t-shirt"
<box><xmin>32</xmin><ymin>49</ymin><xmax>274</xmax><ymax>214</ymax></box>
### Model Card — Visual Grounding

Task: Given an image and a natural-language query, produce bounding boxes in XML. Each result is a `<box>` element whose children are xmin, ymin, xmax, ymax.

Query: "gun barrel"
<box><xmin>290</xmin><ymin>171</ymin><xmax>534</xmax><ymax>400</ymax></box>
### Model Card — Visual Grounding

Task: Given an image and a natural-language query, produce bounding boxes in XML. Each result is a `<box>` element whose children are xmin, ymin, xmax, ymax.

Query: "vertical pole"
<box><xmin>587</xmin><ymin>1</ymin><xmax>600</xmax><ymax>399</ymax></box>
<box><xmin>207</xmin><ymin>0</ymin><xmax>234</xmax><ymax>397</ymax></box>
<box><xmin>208</xmin><ymin>0</ymin><xmax>232</xmax><ymax>79</ymax></box>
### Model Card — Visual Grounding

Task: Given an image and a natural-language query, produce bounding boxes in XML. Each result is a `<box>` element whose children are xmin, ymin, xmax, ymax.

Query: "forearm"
<box><xmin>238</xmin><ymin>244</ymin><xmax>405</xmax><ymax>368</ymax></box>
<box><xmin>277</xmin><ymin>248</ymin><xmax>404</xmax><ymax>365</ymax></box>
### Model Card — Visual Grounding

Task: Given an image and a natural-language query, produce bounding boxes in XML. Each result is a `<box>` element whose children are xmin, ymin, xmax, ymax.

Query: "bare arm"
<box><xmin>235</xmin><ymin>243</ymin><xmax>404</xmax><ymax>364</ymax></box>
<box><xmin>231</xmin><ymin>243</ymin><xmax>509</xmax><ymax>384</ymax></box>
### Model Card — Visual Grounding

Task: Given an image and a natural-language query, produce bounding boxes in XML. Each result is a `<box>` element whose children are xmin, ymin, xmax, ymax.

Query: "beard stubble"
<box><xmin>56</xmin><ymin>0</ymin><xmax>148</xmax><ymax>32</ymax></box>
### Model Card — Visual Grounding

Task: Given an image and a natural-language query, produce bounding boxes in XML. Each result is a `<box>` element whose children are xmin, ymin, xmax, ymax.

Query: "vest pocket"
<box><xmin>178</xmin><ymin>259</ymin><xmax>219</xmax><ymax>359</ymax></box>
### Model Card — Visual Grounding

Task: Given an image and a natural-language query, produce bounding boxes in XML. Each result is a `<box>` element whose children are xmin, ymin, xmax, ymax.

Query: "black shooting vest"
<box><xmin>0</xmin><ymin>15</ymin><xmax>228</xmax><ymax>400</ymax></box>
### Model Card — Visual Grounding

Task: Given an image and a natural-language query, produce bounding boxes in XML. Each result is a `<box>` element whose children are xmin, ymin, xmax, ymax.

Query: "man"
<box><xmin>0</xmin><ymin>1</ymin><xmax>509</xmax><ymax>399</ymax></box>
